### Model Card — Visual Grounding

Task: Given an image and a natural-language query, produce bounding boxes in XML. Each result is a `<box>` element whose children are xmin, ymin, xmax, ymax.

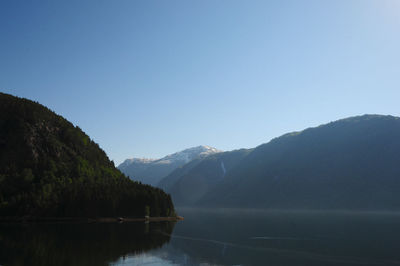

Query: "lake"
<box><xmin>1</xmin><ymin>209</ymin><xmax>400</xmax><ymax>265</ymax></box>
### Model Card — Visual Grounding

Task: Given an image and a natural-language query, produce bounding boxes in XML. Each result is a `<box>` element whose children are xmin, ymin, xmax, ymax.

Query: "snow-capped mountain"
<box><xmin>118</xmin><ymin>146</ymin><xmax>222</xmax><ymax>186</ymax></box>
<box><xmin>117</xmin><ymin>158</ymin><xmax>156</xmax><ymax>169</ymax></box>
<box><xmin>156</xmin><ymin>146</ymin><xmax>221</xmax><ymax>164</ymax></box>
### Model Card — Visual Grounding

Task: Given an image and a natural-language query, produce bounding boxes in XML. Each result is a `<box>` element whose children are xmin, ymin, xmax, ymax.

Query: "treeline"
<box><xmin>0</xmin><ymin>92</ymin><xmax>175</xmax><ymax>217</ymax></box>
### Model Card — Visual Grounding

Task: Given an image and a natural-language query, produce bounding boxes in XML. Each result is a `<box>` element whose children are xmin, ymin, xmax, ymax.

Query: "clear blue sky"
<box><xmin>1</xmin><ymin>0</ymin><xmax>399</xmax><ymax>164</ymax></box>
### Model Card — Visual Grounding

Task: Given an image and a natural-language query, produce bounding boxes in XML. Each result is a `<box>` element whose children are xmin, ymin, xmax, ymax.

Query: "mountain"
<box><xmin>196</xmin><ymin>115</ymin><xmax>400</xmax><ymax>210</ymax></box>
<box><xmin>118</xmin><ymin>146</ymin><xmax>221</xmax><ymax>186</ymax></box>
<box><xmin>0</xmin><ymin>92</ymin><xmax>174</xmax><ymax>218</ymax></box>
<box><xmin>159</xmin><ymin>149</ymin><xmax>252</xmax><ymax>206</ymax></box>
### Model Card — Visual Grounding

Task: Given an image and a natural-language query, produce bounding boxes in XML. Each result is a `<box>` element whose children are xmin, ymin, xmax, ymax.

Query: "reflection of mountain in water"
<box><xmin>3</xmin><ymin>210</ymin><xmax>400</xmax><ymax>266</ymax></box>
<box><xmin>0</xmin><ymin>222</ymin><xmax>175</xmax><ymax>266</ymax></box>
<box><xmin>160</xmin><ymin>209</ymin><xmax>400</xmax><ymax>266</ymax></box>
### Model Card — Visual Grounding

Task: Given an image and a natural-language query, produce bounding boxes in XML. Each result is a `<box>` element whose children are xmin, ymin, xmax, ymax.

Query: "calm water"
<box><xmin>1</xmin><ymin>209</ymin><xmax>400</xmax><ymax>265</ymax></box>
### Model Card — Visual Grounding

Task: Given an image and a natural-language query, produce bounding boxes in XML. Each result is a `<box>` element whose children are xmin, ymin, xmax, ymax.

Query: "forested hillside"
<box><xmin>0</xmin><ymin>92</ymin><xmax>174</xmax><ymax>218</ymax></box>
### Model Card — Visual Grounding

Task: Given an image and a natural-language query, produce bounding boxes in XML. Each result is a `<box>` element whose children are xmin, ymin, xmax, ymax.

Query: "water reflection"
<box><xmin>111</xmin><ymin>253</ymin><xmax>179</xmax><ymax>266</ymax></box>
<box><xmin>2</xmin><ymin>210</ymin><xmax>400</xmax><ymax>265</ymax></box>
<box><xmin>0</xmin><ymin>221</ymin><xmax>175</xmax><ymax>266</ymax></box>
<box><xmin>161</xmin><ymin>209</ymin><xmax>400</xmax><ymax>266</ymax></box>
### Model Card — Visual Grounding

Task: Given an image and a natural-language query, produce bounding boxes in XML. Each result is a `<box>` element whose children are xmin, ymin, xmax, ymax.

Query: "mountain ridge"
<box><xmin>197</xmin><ymin>114</ymin><xmax>400</xmax><ymax>209</ymax></box>
<box><xmin>118</xmin><ymin>145</ymin><xmax>221</xmax><ymax>186</ymax></box>
<box><xmin>159</xmin><ymin>148</ymin><xmax>253</xmax><ymax>206</ymax></box>
<box><xmin>158</xmin><ymin>114</ymin><xmax>400</xmax><ymax>211</ymax></box>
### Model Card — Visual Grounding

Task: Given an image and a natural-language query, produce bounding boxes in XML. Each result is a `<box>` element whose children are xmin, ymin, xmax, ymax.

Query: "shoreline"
<box><xmin>0</xmin><ymin>216</ymin><xmax>184</xmax><ymax>224</ymax></box>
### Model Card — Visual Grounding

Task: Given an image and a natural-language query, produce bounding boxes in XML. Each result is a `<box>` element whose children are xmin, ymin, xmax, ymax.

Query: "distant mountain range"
<box><xmin>118</xmin><ymin>146</ymin><xmax>221</xmax><ymax>186</ymax></box>
<box><xmin>7</xmin><ymin>92</ymin><xmax>399</xmax><ymax>213</ymax></box>
<box><xmin>160</xmin><ymin>115</ymin><xmax>400</xmax><ymax>210</ymax></box>
<box><xmin>159</xmin><ymin>148</ymin><xmax>252</xmax><ymax>205</ymax></box>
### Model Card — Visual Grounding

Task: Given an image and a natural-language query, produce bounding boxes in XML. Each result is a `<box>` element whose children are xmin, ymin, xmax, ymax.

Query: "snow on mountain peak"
<box><xmin>119</xmin><ymin>146</ymin><xmax>222</xmax><ymax>168</ymax></box>
<box><xmin>118</xmin><ymin>145</ymin><xmax>222</xmax><ymax>185</ymax></box>
<box><xmin>118</xmin><ymin>158</ymin><xmax>156</xmax><ymax>169</ymax></box>
<box><xmin>157</xmin><ymin>145</ymin><xmax>222</xmax><ymax>164</ymax></box>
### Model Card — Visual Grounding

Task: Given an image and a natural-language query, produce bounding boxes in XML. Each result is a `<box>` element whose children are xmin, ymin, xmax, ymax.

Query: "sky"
<box><xmin>1</xmin><ymin>0</ymin><xmax>399</xmax><ymax>164</ymax></box>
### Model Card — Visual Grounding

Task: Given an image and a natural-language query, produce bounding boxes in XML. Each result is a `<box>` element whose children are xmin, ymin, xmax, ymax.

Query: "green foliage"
<box><xmin>145</xmin><ymin>205</ymin><xmax>150</xmax><ymax>216</ymax></box>
<box><xmin>0</xmin><ymin>92</ymin><xmax>175</xmax><ymax>217</ymax></box>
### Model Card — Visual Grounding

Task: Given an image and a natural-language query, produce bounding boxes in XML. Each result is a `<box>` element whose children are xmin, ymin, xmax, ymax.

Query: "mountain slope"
<box><xmin>0</xmin><ymin>92</ymin><xmax>174</xmax><ymax>217</ymax></box>
<box><xmin>159</xmin><ymin>149</ymin><xmax>252</xmax><ymax>206</ymax></box>
<box><xmin>118</xmin><ymin>146</ymin><xmax>221</xmax><ymax>186</ymax></box>
<box><xmin>198</xmin><ymin>115</ymin><xmax>400</xmax><ymax>210</ymax></box>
